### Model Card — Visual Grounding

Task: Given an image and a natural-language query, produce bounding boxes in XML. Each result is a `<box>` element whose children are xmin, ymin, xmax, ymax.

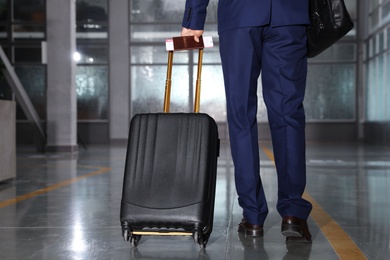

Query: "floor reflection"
<box><xmin>0</xmin><ymin>142</ymin><xmax>389</xmax><ymax>259</ymax></box>
<box><xmin>238</xmin><ymin>234</ymin><xmax>269</xmax><ymax>259</ymax></box>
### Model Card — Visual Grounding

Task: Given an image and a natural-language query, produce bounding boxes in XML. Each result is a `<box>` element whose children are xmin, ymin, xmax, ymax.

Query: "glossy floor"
<box><xmin>0</xmin><ymin>141</ymin><xmax>389</xmax><ymax>259</ymax></box>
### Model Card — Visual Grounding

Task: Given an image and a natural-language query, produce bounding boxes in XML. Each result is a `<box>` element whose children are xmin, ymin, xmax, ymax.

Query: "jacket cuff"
<box><xmin>181</xmin><ymin>2</ymin><xmax>207</xmax><ymax>30</ymax></box>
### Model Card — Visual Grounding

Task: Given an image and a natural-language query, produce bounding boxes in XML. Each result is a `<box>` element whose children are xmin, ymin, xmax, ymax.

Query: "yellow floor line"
<box><xmin>0</xmin><ymin>166</ymin><xmax>111</xmax><ymax>209</ymax></box>
<box><xmin>261</xmin><ymin>145</ymin><xmax>367</xmax><ymax>260</ymax></box>
<box><xmin>303</xmin><ymin>193</ymin><xmax>367</xmax><ymax>260</ymax></box>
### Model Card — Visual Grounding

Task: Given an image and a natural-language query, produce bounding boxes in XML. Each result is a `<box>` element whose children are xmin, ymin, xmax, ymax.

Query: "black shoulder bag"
<box><xmin>307</xmin><ymin>0</ymin><xmax>354</xmax><ymax>58</ymax></box>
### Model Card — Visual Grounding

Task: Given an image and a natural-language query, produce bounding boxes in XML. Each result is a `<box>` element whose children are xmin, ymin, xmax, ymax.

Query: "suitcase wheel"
<box><xmin>123</xmin><ymin>229</ymin><xmax>130</xmax><ymax>241</ymax></box>
<box><xmin>121</xmin><ymin>221</ymin><xmax>131</xmax><ymax>241</ymax></box>
<box><xmin>130</xmin><ymin>234</ymin><xmax>142</xmax><ymax>248</ymax></box>
<box><xmin>193</xmin><ymin>231</ymin><xmax>209</xmax><ymax>249</ymax></box>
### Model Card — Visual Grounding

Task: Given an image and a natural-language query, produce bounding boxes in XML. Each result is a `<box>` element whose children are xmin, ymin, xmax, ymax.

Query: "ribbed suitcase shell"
<box><xmin>120</xmin><ymin>112</ymin><xmax>219</xmax><ymax>247</ymax></box>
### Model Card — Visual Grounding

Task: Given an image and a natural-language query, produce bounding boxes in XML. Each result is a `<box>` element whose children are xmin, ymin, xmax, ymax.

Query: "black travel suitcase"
<box><xmin>120</xmin><ymin>37</ymin><xmax>219</xmax><ymax>249</ymax></box>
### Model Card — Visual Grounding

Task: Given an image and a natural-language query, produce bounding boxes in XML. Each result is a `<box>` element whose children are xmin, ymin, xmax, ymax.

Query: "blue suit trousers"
<box><xmin>219</xmin><ymin>25</ymin><xmax>313</xmax><ymax>225</ymax></box>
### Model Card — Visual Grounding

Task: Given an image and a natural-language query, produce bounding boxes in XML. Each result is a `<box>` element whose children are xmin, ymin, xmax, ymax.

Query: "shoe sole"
<box><xmin>244</xmin><ymin>229</ymin><xmax>264</xmax><ymax>237</ymax></box>
<box><xmin>238</xmin><ymin>227</ymin><xmax>264</xmax><ymax>238</ymax></box>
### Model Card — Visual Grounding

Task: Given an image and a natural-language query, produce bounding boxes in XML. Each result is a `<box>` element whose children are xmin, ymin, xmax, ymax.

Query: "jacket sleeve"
<box><xmin>181</xmin><ymin>0</ymin><xmax>210</xmax><ymax>30</ymax></box>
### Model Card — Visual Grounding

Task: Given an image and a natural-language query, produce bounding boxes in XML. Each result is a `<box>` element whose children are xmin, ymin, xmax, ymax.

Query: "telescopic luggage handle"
<box><xmin>164</xmin><ymin>48</ymin><xmax>203</xmax><ymax>113</ymax></box>
<box><xmin>164</xmin><ymin>36</ymin><xmax>213</xmax><ymax>113</ymax></box>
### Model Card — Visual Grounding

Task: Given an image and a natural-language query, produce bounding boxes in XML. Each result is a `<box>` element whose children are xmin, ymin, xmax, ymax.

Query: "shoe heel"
<box><xmin>245</xmin><ymin>229</ymin><xmax>264</xmax><ymax>238</ymax></box>
<box><xmin>281</xmin><ymin>223</ymin><xmax>303</xmax><ymax>237</ymax></box>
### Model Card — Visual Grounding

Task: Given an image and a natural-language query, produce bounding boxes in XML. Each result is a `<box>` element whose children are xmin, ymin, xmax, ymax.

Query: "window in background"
<box><xmin>14</xmin><ymin>46</ymin><xmax>41</xmax><ymax>62</ymax></box>
<box><xmin>76</xmin><ymin>66</ymin><xmax>108</xmax><ymax>120</ymax></box>
<box><xmin>0</xmin><ymin>46</ymin><xmax>11</xmax><ymax>100</ymax></box>
<box><xmin>1</xmin><ymin>0</ymin><xmax>110</xmax><ymax>121</ymax></box>
<box><xmin>76</xmin><ymin>0</ymin><xmax>108</xmax><ymax>39</ymax></box>
<box><xmin>76</xmin><ymin>0</ymin><xmax>108</xmax><ymax>120</ymax></box>
<box><xmin>0</xmin><ymin>0</ymin><xmax>46</xmax><ymax>120</ymax></box>
<box><xmin>0</xmin><ymin>0</ymin><xmax>8</xmax><ymax>39</ymax></box>
<box><xmin>13</xmin><ymin>0</ymin><xmax>45</xmax><ymax>40</ymax></box>
<box><xmin>306</xmin><ymin>64</ymin><xmax>355</xmax><ymax>120</ymax></box>
<box><xmin>129</xmin><ymin>0</ymin><xmax>223</xmax><ymax>120</ymax></box>
<box><xmin>366</xmin><ymin>1</ymin><xmax>390</xmax><ymax>122</ymax></box>
<box><xmin>366</xmin><ymin>31</ymin><xmax>390</xmax><ymax>121</ymax></box>
<box><xmin>369</xmin><ymin>0</ymin><xmax>390</xmax><ymax>32</ymax></box>
<box><xmin>14</xmin><ymin>66</ymin><xmax>46</xmax><ymax>119</ymax></box>
<box><xmin>306</xmin><ymin>43</ymin><xmax>357</xmax><ymax>121</ymax></box>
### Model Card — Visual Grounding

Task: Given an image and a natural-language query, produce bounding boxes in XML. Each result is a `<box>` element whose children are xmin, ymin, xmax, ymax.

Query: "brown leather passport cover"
<box><xmin>172</xmin><ymin>36</ymin><xmax>204</xmax><ymax>50</ymax></box>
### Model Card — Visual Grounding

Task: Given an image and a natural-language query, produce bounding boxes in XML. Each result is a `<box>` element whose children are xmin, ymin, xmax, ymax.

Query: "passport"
<box><xmin>165</xmin><ymin>36</ymin><xmax>213</xmax><ymax>51</ymax></box>
<box><xmin>173</xmin><ymin>36</ymin><xmax>204</xmax><ymax>50</ymax></box>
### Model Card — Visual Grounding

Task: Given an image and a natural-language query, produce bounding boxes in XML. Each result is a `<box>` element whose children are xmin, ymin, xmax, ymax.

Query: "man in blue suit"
<box><xmin>182</xmin><ymin>0</ymin><xmax>313</xmax><ymax>242</ymax></box>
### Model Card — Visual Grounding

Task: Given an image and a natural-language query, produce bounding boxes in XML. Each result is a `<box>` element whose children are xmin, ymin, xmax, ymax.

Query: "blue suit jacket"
<box><xmin>182</xmin><ymin>0</ymin><xmax>310</xmax><ymax>33</ymax></box>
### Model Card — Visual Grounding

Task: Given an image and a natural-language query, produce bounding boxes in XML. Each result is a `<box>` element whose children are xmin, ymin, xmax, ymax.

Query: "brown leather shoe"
<box><xmin>238</xmin><ymin>218</ymin><xmax>264</xmax><ymax>237</ymax></box>
<box><xmin>281</xmin><ymin>216</ymin><xmax>312</xmax><ymax>242</ymax></box>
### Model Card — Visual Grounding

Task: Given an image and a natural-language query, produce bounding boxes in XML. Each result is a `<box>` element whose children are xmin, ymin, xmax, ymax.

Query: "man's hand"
<box><xmin>181</xmin><ymin>28</ymin><xmax>204</xmax><ymax>42</ymax></box>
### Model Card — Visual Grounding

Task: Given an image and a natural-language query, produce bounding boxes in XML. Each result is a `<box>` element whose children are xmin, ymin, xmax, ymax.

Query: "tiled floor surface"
<box><xmin>0</xmin><ymin>141</ymin><xmax>389</xmax><ymax>259</ymax></box>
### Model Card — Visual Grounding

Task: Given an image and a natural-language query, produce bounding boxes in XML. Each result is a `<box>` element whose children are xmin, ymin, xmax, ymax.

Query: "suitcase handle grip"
<box><xmin>163</xmin><ymin>36</ymin><xmax>204</xmax><ymax>113</ymax></box>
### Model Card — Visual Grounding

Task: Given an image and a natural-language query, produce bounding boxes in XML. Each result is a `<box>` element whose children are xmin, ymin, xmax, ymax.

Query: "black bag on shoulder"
<box><xmin>307</xmin><ymin>0</ymin><xmax>354</xmax><ymax>58</ymax></box>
